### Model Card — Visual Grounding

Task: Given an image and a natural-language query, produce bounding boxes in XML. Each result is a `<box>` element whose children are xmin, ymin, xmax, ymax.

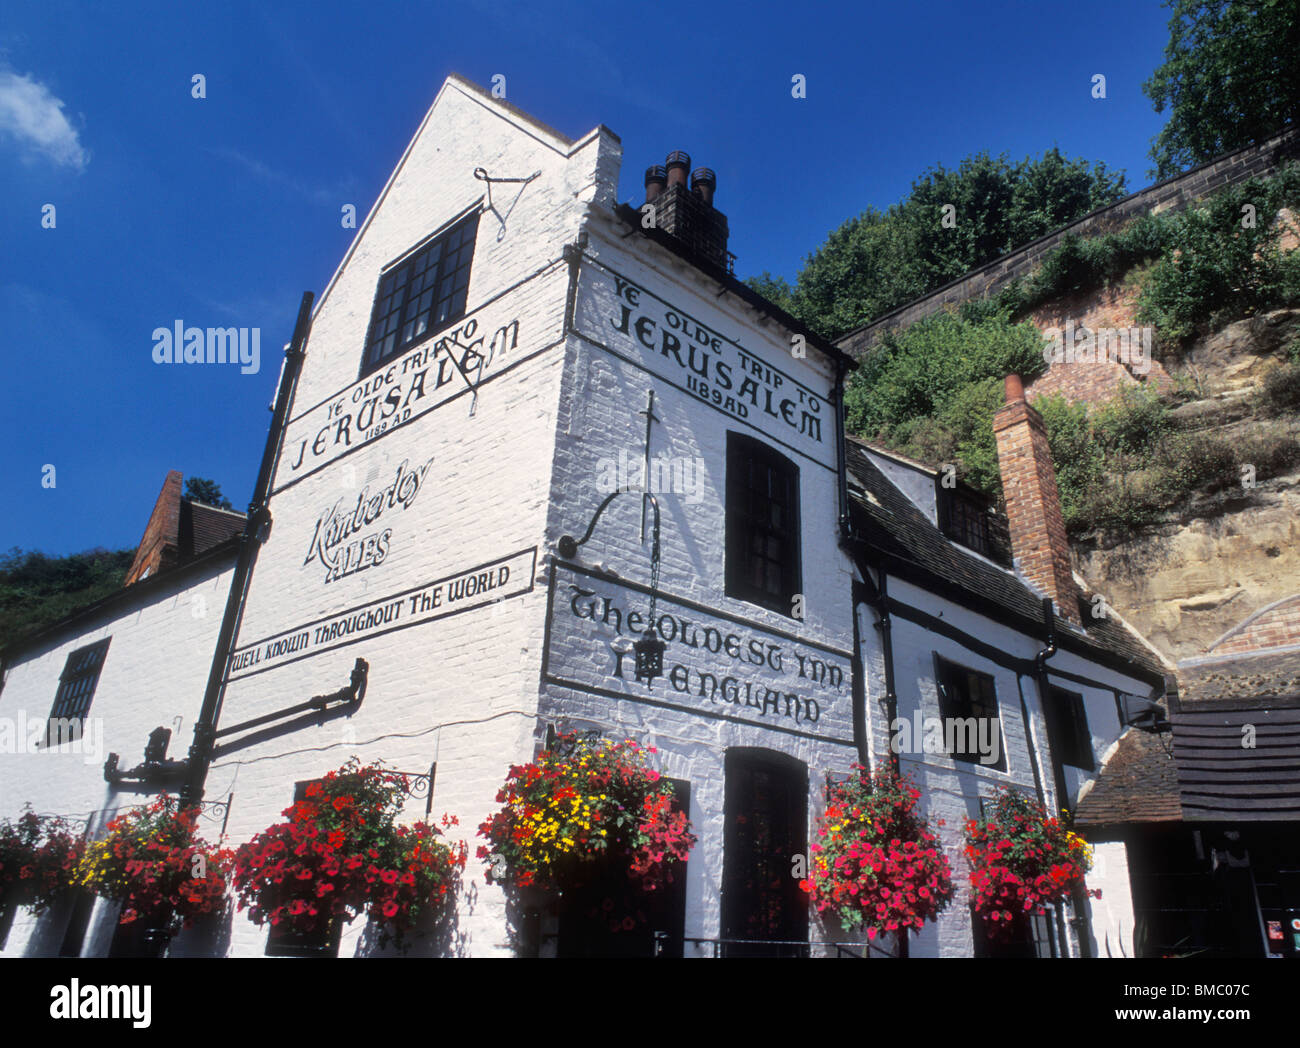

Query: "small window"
<box><xmin>937</xmin><ymin>484</ymin><xmax>1011</xmax><ymax>566</ymax></box>
<box><xmin>45</xmin><ymin>639</ymin><xmax>110</xmax><ymax>746</ymax></box>
<box><xmin>725</xmin><ymin>432</ymin><xmax>801</xmax><ymax>615</ymax></box>
<box><xmin>933</xmin><ymin>655</ymin><xmax>1006</xmax><ymax>771</ymax></box>
<box><xmin>1046</xmin><ymin>686</ymin><xmax>1094</xmax><ymax>771</ymax></box>
<box><xmin>361</xmin><ymin>210</ymin><xmax>480</xmax><ymax>375</ymax></box>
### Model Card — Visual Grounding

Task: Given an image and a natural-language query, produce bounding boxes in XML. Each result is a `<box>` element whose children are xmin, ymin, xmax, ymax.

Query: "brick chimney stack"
<box><xmin>992</xmin><ymin>374</ymin><xmax>1081</xmax><ymax>626</ymax></box>
<box><xmin>642</xmin><ymin>151</ymin><xmax>730</xmax><ymax>270</ymax></box>
<box><xmin>124</xmin><ymin>470</ymin><xmax>184</xmax><ymax>586</ymax></box>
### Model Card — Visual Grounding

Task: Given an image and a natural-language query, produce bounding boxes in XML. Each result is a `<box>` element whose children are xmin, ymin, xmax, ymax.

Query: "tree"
<box><xmin>1143</xmin><ymin>0</ymin><xmax>1300</xmax><ymax>179</ymax></box>
<box><xmin>747</xmin><ymin>150</ymin><xmax>1125</xmax><ymax>340</ymax></box>
<box><xmin>0</xmin><ymin>547</ymin><xmax>136</xmax><ymax>653</ymax></box>
<box><xmin>184</xmin><ymin>477</ymin><xmax>233</xmax><ymax>511</ymax></box>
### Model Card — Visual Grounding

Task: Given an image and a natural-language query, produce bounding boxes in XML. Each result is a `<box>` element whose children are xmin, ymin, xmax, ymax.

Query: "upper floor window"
<box><xmin>45</xmin><ymin>638</ymin><xmax>110</xmax><ymax>746</ymax></box>
<box><xmin>933</xmin><ymin>654</ymin><xmax>1006</xmax><ymax>771</ymax></box>
<box><xmin>361</xmin><ymin>210</ymin><xmax>479</xmax><ymax>375</ymax></box>
<box><xmin>725</xmin><ymin>432</ymin><xmax>801</xmax><ymax>615</ymax></box>
<box><xmin>1046</xmin><ymin>686</ymin><xmax>1094</xmax><ymax>771</ymax></box>
<box><xmin>937</xmin><ymin>483</ymin><xmax>1011</xmax><ymax>566</ymax></box>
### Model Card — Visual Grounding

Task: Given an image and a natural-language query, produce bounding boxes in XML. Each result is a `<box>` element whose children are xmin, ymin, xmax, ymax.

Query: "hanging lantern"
<box><xmin>634</xmin><ymin>627</ymin><xmax>665</xmax><ymax>685</ymax></box>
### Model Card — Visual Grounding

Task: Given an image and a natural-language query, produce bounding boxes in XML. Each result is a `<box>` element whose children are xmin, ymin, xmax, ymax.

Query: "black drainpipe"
<box><xmin>181</xmin><ymin>292</ymin><xmax>314</xmax><ymax>805</ymax></box>
<box><xmin>833</xmin><ymin>362</ymin><xmax>851</xmax><ymax>541</ymax></box>
<box><xmin>849</xmin><ymin>580</ymin><xmax>871</xmax><ymax>774</ymax></box>
<box><xmin>1031</xmin><ymin>595</ymin><xmax>1093</xmax><ymax>959</ymax></box>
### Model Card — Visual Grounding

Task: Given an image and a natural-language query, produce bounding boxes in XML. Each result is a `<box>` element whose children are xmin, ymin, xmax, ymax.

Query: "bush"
<box><xmin>1019</xmin><ymin>212</ymin><xmax>1174</xmax><ymax>311</ymax></box>
<box><xmin>1092</xmin><ymin>385</ymin><xmax>1172</xmax><ymax>455</ymax></box>
<box><xmin>1237</xmin><ymin>430</ymin><xmax>1300</xmax><ymax>481</ymax></box>
<box><xmin>1259</xmin><ymin>363</ymin><xmax>1300</xmax><ymax>416</ymax></box>
<box><xmin>1154</xmin><ymin>431</ymin><xmax>1239</xmax><ymax>497</ymax></box>
<box><xmin>1036</xmin><ymin>395</ymin><xmax>1106</xmax><ymax>529</ymax></box>
<box><xmin>1137</xmin><ymin>165</ymin><xmax>1300</xmax><ymax>342</ymax></box>
<box><xmin>845</xmin><ymin>311</ymin><xmax>1046</xmax><ymax>439</ymax></box>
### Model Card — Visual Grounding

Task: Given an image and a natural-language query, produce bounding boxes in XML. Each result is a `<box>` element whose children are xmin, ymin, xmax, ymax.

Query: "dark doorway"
<box><xmin>554</xmin><ymin>779</ymin><xmax>690</xmax><ymax>958</ymax></box>
<box><xmin>721</xmin><ymin>749</ymin><xmax>808</xmax><ymax>957</ymax></box>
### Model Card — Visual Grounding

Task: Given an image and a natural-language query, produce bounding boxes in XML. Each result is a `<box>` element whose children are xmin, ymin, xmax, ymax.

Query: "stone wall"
<box><xmin>837</xmin><ymin>128</ymin><xmax>1300</xmax><ymax>358</ymax></box>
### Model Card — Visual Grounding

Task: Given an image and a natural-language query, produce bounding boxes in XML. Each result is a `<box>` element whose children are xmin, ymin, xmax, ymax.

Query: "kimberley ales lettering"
<box><xmin>606</xmin><ymin>277</ymin><xmax>824</xmax><ymax>445</ymax></box>
<box><xmin>567</xmin><ymin>585</ymin><xmax>842</xmax><ymax>727</ymax></box>
<box><xmin>303</xmin><ymin>457</ymin><xmax>432</xmax><ymax>583</ymax></box>
<box><xmin>286</xmin><ymin>315</ymin><xmax>521</xmax><ymax>473</ymax></box>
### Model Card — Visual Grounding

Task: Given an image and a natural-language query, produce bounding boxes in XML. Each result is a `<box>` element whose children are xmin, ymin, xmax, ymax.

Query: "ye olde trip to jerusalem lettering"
<box><xmin>281</xmin><ymin>313</ymin><xmax>521</xmax><ymax>482</ymax></box>
<box><xmin>562</xmin><ymin>580</ymin><xmax>846</xmax><ymax>729</ymax></box>
<box><xmin>303</xmin><ymin>456</ymin><xmax>433</xmax><ymax>583</ymax></box>
<box><xmin>603</xmin><ymin>272</ymin><xmax>825</xmax><ymax>448</ymax></box>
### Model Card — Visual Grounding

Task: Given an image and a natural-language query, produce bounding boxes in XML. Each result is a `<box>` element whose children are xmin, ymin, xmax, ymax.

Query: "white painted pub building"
<box><xmin>0</xmin><ymin>76</ymin><xmax>1169</xmax><ymax>958</ymax></box>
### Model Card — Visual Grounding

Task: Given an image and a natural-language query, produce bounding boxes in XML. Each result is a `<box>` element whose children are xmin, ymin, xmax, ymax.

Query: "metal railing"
<box><xmin>663</xmin><ymin>932</ymin><xmax>895</xmax><ymax>958</ymax></box>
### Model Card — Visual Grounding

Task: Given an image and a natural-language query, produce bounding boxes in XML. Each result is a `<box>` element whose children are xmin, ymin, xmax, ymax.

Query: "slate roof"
<box><xmin>1075</xmin><ymin>729</ymin><xmax>1183</xmax><ymax>827</ymax></box>
<box><xmin>1169</xmin><ymin>649</ymin><xmax>1300</xmax><ymax>821</ymax></box>
<box><xmin>182</xmin><ymin>500</ymin><xmax>247</xmax><ymax>559</ymax></box>
<box><xmin>844</xmin><ymin>436</ymin><xmax>1167</xmax><ymax>687</ymax></box>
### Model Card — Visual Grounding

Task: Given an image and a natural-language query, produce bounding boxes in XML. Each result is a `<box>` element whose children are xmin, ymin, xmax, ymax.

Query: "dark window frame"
<box><xmin>932</xmin><ymin>654</ymin><xmax>1007</xmax><ymax>771</ymax></box>
<box><xmin>1046</xmin><ymin>686</ymin><xmax>1094</xmax><ymax>771</ymax></box>
<box><xmin>358</xmin><ymin>208</ymin><xmax>481</xmax><ymax>378</ymax></box>
<box><xmin>725</xmin><ymin>432</ymin><xmax>802</xmax><ymax>616</ymax></box>
<box><xmin>44</xmin><ymin>638</ymin><xmax>111</xmax><ymax>747</ymax></box>
<box><xmin>935</xmin><ymin>479</ymin><xmax>1012</xmax><ymax>566</ymax></box>
<box><xmin>721</xmin><ymin>748</ymin><xmax>809</xmax><ymax>958</ymax></box>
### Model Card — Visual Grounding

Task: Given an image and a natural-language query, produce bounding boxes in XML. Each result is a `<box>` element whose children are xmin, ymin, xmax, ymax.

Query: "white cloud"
<box><xmin>0</xmin><ymin>70</ymin><xmax>87</xmax><ymax>170</ymax></box>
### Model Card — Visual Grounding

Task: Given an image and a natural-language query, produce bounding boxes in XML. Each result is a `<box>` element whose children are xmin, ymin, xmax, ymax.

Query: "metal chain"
<box><xmin>647</xmin><ymin>493</ymin><xmax>661</xmax><ymax>628</ymax></box>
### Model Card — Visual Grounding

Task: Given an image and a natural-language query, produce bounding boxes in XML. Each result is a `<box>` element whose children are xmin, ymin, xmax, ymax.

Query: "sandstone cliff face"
<box><xmin>1076</xmin><ymin>475</ymin><xmax>1300</xmax><ymax>660</ymax></box>
<box><xmin>1073</xmin><ymin>308</ymin><xmax>1300</xmax><ymax>662</ymax></box>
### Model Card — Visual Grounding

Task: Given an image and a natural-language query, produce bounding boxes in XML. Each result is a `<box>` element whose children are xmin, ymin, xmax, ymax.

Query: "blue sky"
<box><xmin>0</xmin><ymin>0</ymin><xmax>1173</xmax><ymax>557</ymax></box>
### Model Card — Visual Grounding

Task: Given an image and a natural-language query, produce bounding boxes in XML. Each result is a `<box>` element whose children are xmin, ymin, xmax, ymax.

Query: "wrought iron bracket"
<box><xmin>474</xmin><ymin>166</ymin><xmax>541</xmax><ymax>241</ymax></box>
<box><xmin>104</xmin><ymin>726</ymin><xmax>188</xmax><ymax>788</ymax></box>
<box><xmin>212</xmin><ymin>657</ymin><xmax>368</xmax><ymax>744</ymax></box>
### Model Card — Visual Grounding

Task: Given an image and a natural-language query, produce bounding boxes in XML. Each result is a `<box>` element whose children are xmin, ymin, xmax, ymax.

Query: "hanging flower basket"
<box><xmin>963</xmin><ymin>787</ymin><xmax>1097</xmax><ymax>940</ymax></box>
<box><xmin>477</xmin><ymin>732</ymin><xmax>695</xmax><ymax>907</ymax></box>
<box><xmin>76</xmin><ymin>796</ymin><xmax>232</xmax><ymax>929</ymax></box>
<box><xmin>800</xmin><ymin>766</ymin><xmax>955</xmax><ymax>941</ymax></box>
<box><xmin>0</xmin><ymin>808</ymin><xmax>85</xmax><ymax>913</ymax></box>
<box><xmin>231</xmin><ymin>759</ymin><xmax>466</xmax><ymax>950</ymax></box>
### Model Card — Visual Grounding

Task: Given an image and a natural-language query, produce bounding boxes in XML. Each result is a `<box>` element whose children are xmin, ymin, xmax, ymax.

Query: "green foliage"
<box><xmin>0</xmin><ymin>547</ymin><xmax>136</xmax><ymax>654</ymax></box>
<box><xmin>184</xmin><ymin>477</ymin><xmax>233</xmax><ymax>511</ymax></box>
<box><xmin>1091</xmin><ymin>386</ymin><xmax>1174</xmax><ymax>454</ymax></box>
<box><xmin>742</xmin><ymin>272</ymin><xmax>796</xmax><ymax>315</ymax></box>
<box><xmin>844</xmin><ymin>311</ymin><xmax>1047</xmax><ymax>440</ymax></box>
<box><xmin>1143</xmin><ymin>0</ymin><xmax>1300</xmax><ymax>179</ymax></box>
<box><xmin>1020</xmin><ymin>213</ymin><xmax>1174</xmax><ymax>309</ymax></box>
<box><xmin>755</xmin><ymin>150</ymin><xmax>1126</xmax><ymax>339</ymax></box>
<box><xmin>1236</xmin><ymin>429</ymin><xmax>1300</xmax><ymax>477</ymax></box>
<box><xmin>1036</xmin><ymin>396</ymin><xmax>1106</xmax><ymax>528</ymax></box>
<box><xmin>1136</xmin><ymin>166</ymin><xmax>1300</xmax><ymax>341</ymax></box>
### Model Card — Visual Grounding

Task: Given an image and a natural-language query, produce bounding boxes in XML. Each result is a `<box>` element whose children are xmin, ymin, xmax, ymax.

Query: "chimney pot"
<box><xmin>644</xmin><ymin>165</ymin><xmax>666</xmax><ymax>203</ymax></box>
<box><xmin>690</xmin><ymin>167</ymin><xmax>716</xmax><ymax>206</ymax></box>
<box><xmin>665</xmin><ymin>151</ymin><xmax>691</xmax><ymax>188</ymax></box>
<box><xmin>1005</xmin><ymin>373</ymin><xmax>1025</xmax><ymax>403</ymax></box>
